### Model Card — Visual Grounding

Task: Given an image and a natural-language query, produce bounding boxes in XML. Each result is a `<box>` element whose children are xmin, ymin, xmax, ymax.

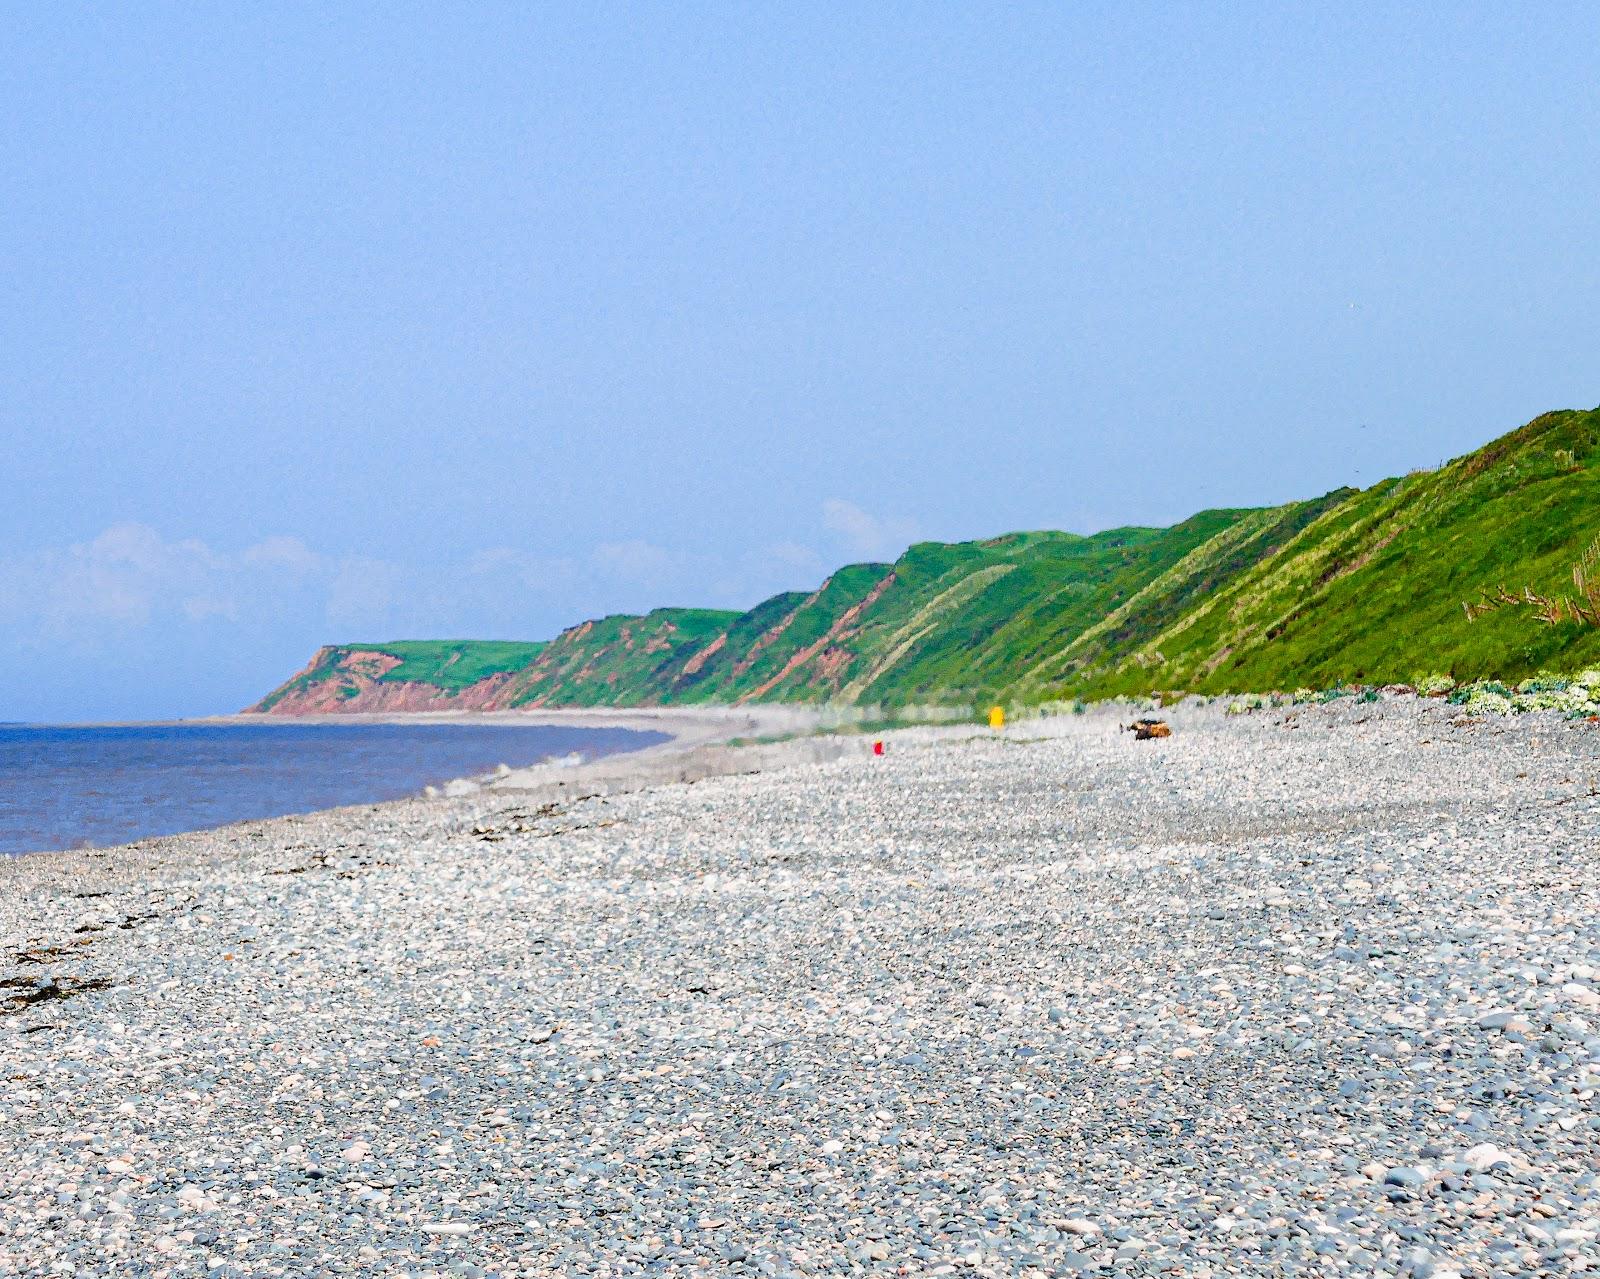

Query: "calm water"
<box><xmin>0</xmin><ymin>721</ymin><xmax>667</xmax><ymax>856</ymax></box>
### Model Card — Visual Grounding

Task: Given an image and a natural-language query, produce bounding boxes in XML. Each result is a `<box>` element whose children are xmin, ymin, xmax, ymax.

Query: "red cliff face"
<box><xmin>263</xmin><ymin>673</ymin><xmax>525</xmax><ymax>714</ymax></box>
<box><xmin>250</xmin><ymin>578</ymin><xmax>903</xmax><ymax>713</ymax></box>
<box><xmin>740</xmin><ymin>570</ymin><xmax>895</xmax><ymax>701</ymax></box>
<box><xmin>253</xmin><ymin>649</ymin><xmax>529</xmax><ymax>714</ymax></box>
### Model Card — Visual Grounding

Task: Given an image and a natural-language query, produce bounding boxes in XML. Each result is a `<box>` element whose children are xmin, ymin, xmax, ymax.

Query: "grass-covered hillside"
<box><xmin>252</xmin><ymin>405</ymin><xmax>1600</xmax><ymax>713</ymax></box>
<box><xmin>1043</xmin><ymin>407</ymin><xmax>1600</xmax><ymax>701</ymax></box>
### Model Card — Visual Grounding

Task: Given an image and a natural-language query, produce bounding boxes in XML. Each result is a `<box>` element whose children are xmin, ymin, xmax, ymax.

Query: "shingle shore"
<box><xmin>1</xmin><ymin>700</ymin><xmax>1598</xmax><ymax>1277</ymax></box>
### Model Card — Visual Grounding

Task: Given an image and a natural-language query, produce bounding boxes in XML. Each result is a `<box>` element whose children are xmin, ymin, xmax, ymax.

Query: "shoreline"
<box><xmin>0</xmin><ymin>705</ymin><xmax>840</xmax><ymax>885</ymax></box>
<box><xmin>1</xmin><ymin>694</ymin><xmax>1591</xmax><ymax>886</ymax></box>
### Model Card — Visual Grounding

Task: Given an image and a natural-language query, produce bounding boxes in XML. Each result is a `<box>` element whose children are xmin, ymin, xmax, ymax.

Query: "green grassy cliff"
<box><xmin>1048</xmin><ymin>408</ymin><xmax>1600</xmax><ymax>700</ymax></box>
<box><xmin>252</xmin><ymin>405</ymin><xmax>1600</xmax><ymax>713</ymax></box>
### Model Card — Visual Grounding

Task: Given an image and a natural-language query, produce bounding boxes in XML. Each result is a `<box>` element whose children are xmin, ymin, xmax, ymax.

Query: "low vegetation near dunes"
<box><xmin>254</xmin><ymin>406</ymin><xmax>1600</xmax><ymax>714</ymax></box>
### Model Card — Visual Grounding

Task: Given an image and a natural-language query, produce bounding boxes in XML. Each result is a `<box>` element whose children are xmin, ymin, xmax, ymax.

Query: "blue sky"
<box><xmin>4</xmin><ymin>5</ymin><xmax>1600</xmax><ymax>720</ymax></box>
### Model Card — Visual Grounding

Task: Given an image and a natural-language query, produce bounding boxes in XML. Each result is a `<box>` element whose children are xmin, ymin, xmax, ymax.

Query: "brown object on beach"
<box><xmin>1127</xmin><ymin>718</ymin><xmax>1172</xmax><ymax>740</ymax></box>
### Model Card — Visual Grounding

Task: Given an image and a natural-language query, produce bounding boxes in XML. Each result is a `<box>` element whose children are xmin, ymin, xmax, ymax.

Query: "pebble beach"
<box><xmin>2</xmin><ymin>698</ymin><xmax>1599</xmax><ymax>1278</ymax></box>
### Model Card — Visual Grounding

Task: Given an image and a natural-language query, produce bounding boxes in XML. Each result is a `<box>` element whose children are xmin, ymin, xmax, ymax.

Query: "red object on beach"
<box><xmin>873</xmin><ymin>740</ymin><xmax>885</xmax><ymax>756</ymax></box>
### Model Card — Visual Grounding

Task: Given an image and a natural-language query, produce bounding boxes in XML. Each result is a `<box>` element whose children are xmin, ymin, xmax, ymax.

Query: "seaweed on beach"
<box><xmin>13</xmin><ymin>938</ymin><xmax>96</xmax><ymax>965</ymax></box>
<box><xmin>532</xmin><ymin>818</ymin><xmax>619</xmax><ymax>838</ymax></box>
<box><xmin>467</xmin><ymin>801</ymin><xmax>581</xmax><ymax>841</ymax></box>
<box><xmin>267</xmin><ymin>847</ymin><xmax>395</xmax><ymax>877</ymax></box>
<box><xmin>0</xmin><ymin>974</ymin><xmax>115</xmax><ymax>1015</ymax></box>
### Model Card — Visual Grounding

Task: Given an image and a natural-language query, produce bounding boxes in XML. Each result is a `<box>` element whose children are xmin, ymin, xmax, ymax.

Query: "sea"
<box><xmin>0</xmin><ymin>720</ymin><xmax>668</xmax><ymax>856</ymax></box>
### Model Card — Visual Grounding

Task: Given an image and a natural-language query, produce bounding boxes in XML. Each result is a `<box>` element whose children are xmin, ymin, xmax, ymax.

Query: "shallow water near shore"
<box><xmin>0</xmin><ymin>720</ymin><xmax>667</xmax><ymax>855</ymax></box>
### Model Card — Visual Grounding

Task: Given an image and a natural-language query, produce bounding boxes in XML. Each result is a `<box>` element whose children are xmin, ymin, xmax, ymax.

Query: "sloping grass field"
<box><xmin>253</xmin><ymin>406</ymin><xmax>1600</xmax><ymax>713</ymax></box>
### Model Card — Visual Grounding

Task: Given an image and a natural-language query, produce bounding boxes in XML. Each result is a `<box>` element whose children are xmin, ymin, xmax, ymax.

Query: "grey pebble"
<box><xmin>1</xmin><ymin>697</ymin><xmax>1598</xmax><ymax>1277</ymax></box>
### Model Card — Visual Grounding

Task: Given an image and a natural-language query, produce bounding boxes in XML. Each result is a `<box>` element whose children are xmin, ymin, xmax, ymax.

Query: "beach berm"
<box><xmin>1</xmin><ymin>697</ymin><xmax>1598</xmax><ymax>1276</ymax></box>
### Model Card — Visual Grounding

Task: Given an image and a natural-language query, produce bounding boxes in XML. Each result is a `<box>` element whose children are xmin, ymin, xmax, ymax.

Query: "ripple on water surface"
<box><xmin>0</xmin><ymin>721</ymin><xmax>666</xmax><ymax>855</ymax></box>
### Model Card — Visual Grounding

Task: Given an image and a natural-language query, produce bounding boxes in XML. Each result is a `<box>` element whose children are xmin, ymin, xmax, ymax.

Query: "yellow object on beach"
<box><xmin>988</xmin><ymin>705</ymin><xmax>1005</xmax><ymax>729</ymax></box>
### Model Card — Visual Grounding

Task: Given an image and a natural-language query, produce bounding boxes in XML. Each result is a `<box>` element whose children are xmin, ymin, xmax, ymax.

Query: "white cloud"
<box><xmin>701</xmin><ymin>541</ymin><xmax>827</xmax><ymax>608</ymax></box>
<box><xmin>242</xmin><ymin>535</ymin><xmax>324</xmax><ymax>576</ymax></box>
<box><xmin>324</xmin><ymin>556</ymin><xmax>402</xmax><ymax>632</ymax></box>
<box><xmin>590</xmin><ymin>539</ymin><xmax>677</xmax><ymax>583</ymax></box>
<box><xmin>181</xmin><ymin>594</ymin><xmax>241</xmax><ymax>623</ymax></box>
<box><xmin>0</xmin><ymin>523</ymin><xmax>217</xmax><ymax>632</ymax></box>
<box><xmin>0</xmin><ymin>524</ymin><xmax>372</xmax><ymax>642</ymax></box>
<box><xmin>0</xmin><ymin>520</ymin><xmax>849</xmax><ymax>653</ymax></box>
<box><xmin>762</xmin><ymin>540</ymin><xmax>825</xmax><ymax>576</ymax></box>
<box><xmin>466</xmin><ymin>548</ymin><xmax>580</xmax><ymax>595</ymax></box>
<box><xmin>820</xmin><ymin>498</ymin><xmax>919</xmax><ymax>561</ymax></box>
